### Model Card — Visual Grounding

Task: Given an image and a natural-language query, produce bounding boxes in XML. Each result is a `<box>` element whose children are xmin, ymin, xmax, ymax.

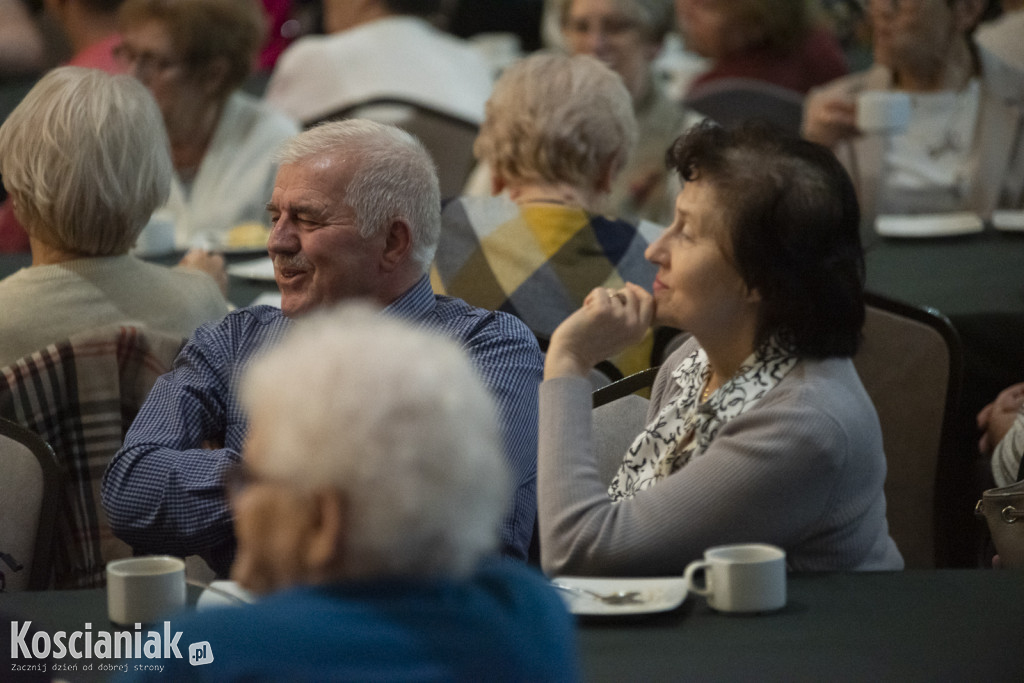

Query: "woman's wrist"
<box><xmin>543</xmin><ymin>345</ymin><xmax>594</xmax><ymax>380</ymax></box>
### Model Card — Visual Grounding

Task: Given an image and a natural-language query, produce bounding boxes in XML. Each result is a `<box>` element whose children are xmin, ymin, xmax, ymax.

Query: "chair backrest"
<box><xmin>591</xmin><ymin>367</ymin><xmax>660</xmax><ymax>485</ymax></box>
<box><xmin>854</xmin><ymin>292</ymin><xmax>963</xmax><ymax>568</ymax></box>
<box><xmin>0</xmin><ymin>418</ymin><xmax>60</xmax><ymax>591</ymax></box>
<box><xmin>0</xmin><ymin>325</ymin><xmax>185</xmax><ymax>588</ymax></box>
<box><xmin>306</xmin><ymin>98</ymin><xmax>480</xmax><ymax>199</ymax></box>
<box><xmin>683</xmin><ymin>77</ymin><xmax>805</xmax><ymax>135</ymax></box>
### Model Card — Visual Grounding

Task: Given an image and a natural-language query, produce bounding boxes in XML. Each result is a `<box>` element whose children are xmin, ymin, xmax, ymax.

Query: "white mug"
<box><xmin>683</xmin><ymin>543</ymin><xmax>786</xmax><ymax>613</ymax></box>
<box><xmin>856</xmin><ymin>91</ymin><xmax>911</xmax><ymax>134</ymax></box>
<box><xmin>132</xmin><ymin>211</ymin><xmax>177</xmax><ymax>257</ymax></box>
<box><xmin>107</xmin><ymin>555</ymin><xmax>186</xmax><ymax>625</ymax></box>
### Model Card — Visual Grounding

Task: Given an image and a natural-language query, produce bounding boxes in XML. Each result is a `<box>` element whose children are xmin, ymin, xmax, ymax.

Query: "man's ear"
<box><xmin>380</xmin><ymin>219</ymin><xmax>413</xmax><ymax>272</ymax></box>
<box><xmin>301</xmin><ymin>487</ymin><xmax>348</xmax><ymax>579</ymax></box>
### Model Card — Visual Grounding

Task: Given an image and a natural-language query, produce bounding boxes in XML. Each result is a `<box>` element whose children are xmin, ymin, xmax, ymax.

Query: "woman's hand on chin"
<box><xmin>544</xmin><ymin>282</ymin><xmax>654</xmax><ymax>380</ymax></box>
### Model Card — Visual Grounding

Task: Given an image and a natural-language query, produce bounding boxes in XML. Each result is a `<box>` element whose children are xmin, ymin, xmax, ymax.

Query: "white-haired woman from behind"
<box><xmin>0</xmin><ymin>66</ymin><xmax>228</xmax><ymax>368</ymax></box>
<box><xmin>117</xmin><ymin>305</ymin><xmax>580</xmax><ymax>682</ymax></box>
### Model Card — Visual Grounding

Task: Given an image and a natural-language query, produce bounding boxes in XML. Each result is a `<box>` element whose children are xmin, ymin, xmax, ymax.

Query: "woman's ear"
<box><xmin>301</xmin><ymin>487</ymin><xmax>348</xmax><ymax>580</ymax></box>
<box><xmin>490</xmin><ymin>169</ymin><xmax>507</xmax><ymax>197</ymax></box>
<box><xmin>596</xmin><ymin>156</ymin><xmax>622</xmax><ymax>195</ymax></box>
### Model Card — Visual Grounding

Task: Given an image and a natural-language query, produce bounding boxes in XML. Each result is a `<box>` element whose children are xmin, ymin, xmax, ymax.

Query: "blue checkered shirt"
<box><xmin>101</xmin><ymin>277</ymin><xmax>542</xmax><ymax>575</ymax></box>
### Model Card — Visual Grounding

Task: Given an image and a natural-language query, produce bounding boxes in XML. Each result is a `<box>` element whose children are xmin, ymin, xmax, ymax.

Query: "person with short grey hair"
<box><xmin>556</xmin><ymin>0</ymin><xmax>703</xmax><ymax>225</ymax></box>
<box><xmin>434</xmin><ymin>52</ymin><xmax>659</xmax><ymax>378</ymax></box>
<box><xmin>118</xmin><ymin>305</ymin><xmax>578</xmax><ymax>682</ymax></box>
<box><xmin>0</xmin><ymin>66</ymin><xmax>228</xmax><ymax>367</ymax></box>
<box><xmin>275</xmin><ymin>119</ymin><xmax>442</xmax><ymax>274</ymax></box>
<box><xmin>103</xmin><ymin>119</ymin><xmax>544</xmax><ymax>575</ymax></box>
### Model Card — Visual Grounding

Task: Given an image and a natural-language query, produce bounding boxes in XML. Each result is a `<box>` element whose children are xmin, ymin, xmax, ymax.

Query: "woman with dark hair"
<box><xmin>115</xmin><ymin>0</ymin><xmax>298</xmax><ymax>249</ymax></box>
<box><xmin>538</xmin><ymin>121</ymin><xmax>904</xmax><ymax>575</ymax></box>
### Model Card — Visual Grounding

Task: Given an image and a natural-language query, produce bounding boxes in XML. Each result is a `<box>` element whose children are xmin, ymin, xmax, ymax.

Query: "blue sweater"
<box><xmin>117</xmin><ymin>561</ymin><xmax>579</xmax><ymax>682</ymax></box>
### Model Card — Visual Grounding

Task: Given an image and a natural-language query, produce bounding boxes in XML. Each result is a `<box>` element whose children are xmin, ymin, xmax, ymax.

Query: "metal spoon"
<box><xmin>550</xmin><ymin>582</ymin><xmax>644</xmax><ymax>605</ymax></box>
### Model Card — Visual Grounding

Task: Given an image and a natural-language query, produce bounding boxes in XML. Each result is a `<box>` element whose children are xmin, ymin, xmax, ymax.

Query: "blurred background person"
<box><xmin>538</xmin><ymin>122</ymin><xmax>903</xmax><ymax>575</ymax></box>
<box><xmin>46</xmin><ymin>0</ymin><xmax>126</xmax><ymax>71</ymax></box>
<box><xmin>978</xmin><ymin>382</ymin><xmax>1024</xmax><ymax>487</ymax></box>
<box><xmin>121</xmin><ymin>306</ymin><xmax>579</xmax><ymax>682</ymax></box>
<box><xmin>432</xmin><ymin>52</ymin><xmax>659</xmax><ymax>378</ymax></box>
<box><xmin>116</xmin><ymin>0</ymin><xmax>298</xmax><ymax>250</ymax></box>
<box><xmin>802</xmin><ymin>0</ymin><xmax>1022</xmax><ymax>222</ymax></box>
<box><xmin>0</xmin><ymin>0</ymin><xmax>129</xmax><ymax>253</ymax></box>
<box><xmin>0</xmin><ymin>0</ymin><xmax>48</xmax><ymax>78</ymax></box>
<box><xmin>557</xmin><ymin>0</ymin><xmax>703</xmax><ymax>225</ymax></box>
<box><xmin>975</xmin><ymin>0</ymin><xmax>1024</xmax><ymax>72</ymax></box>
<box><xmin>675</xmin><ymin>0</ymin><xmax>847</xmax><ymax>95</ymax></box>
<box><xmin>265</xmin><ymin>0</ymin><xmax>492</xmax><ymax>128</ymax></box>
<box><xmin>0</xmin><ymin>66</ymin><xmax>228</xmax><ymax>368</ymax></box>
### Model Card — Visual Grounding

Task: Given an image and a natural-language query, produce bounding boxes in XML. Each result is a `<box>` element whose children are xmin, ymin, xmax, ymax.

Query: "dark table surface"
<box><xmin>1</xmin><ymin>570</ymin><xmax>1022</xmax><ymax>683</ymax></box>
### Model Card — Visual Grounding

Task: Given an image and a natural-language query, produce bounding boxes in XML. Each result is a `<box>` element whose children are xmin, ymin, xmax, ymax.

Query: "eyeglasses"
<box><xmin>565</xmin><ymin>15</ymin><xmax>643</xmax><ymax>41</ymax></box>
<box><xmin>112</xmin><ymin>43</ymin><xmax>183</xmax><ymax>76</ymax></box>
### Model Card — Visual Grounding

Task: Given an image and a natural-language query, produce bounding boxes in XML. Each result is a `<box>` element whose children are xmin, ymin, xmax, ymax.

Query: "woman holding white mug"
<box><xmin>538</xmin><ymin>121</ymin><xmax>904</xmax><ymax>576</ymax></box>
<box><xmin>801</xmin><ymin>0</ymin><xmax>1023</xmax><ymax>222</ymax></box>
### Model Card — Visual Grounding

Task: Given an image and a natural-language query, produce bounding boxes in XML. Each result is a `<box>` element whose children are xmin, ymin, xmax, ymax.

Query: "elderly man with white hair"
<box><xmin>102</xmin><ymin>119</ymin><xmax>544</xmax><ymax>575</ymax></box>
<box><xmin>119</xmin><ymin>306</ymin><xmax>579</xmax><ymax>682</ymax></box>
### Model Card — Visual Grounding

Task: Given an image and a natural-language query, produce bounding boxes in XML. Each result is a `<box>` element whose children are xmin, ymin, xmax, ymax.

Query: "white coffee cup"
<box><xmin>683</xmin><ymin>543</ymin><xmax>786</xmax><ymax>613</ymax></box>
<box><xmin>107</xmin><ymin>555</ymin><xmax>186</xmax><ymax>625</ymax></box>
<box><xmin>133</xmin><ymin>211</ymin><xmax>177</xmax><ymax>257</ymax></box>
<box><xmin>856</xmin><ymin>91</ymin><xmax>911</xmax><ymax>134</ymax></box>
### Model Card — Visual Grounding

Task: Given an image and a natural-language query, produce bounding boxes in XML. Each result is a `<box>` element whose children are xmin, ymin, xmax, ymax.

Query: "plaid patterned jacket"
<box><xmin>0</xmin><ymin>325</ymin><xmax>184</xmax><ymax>588</ymax></box>
<box><xmin>432</xmin><ymin>196</ymin><xmax>660</xmax><ymax>376</ymax></box>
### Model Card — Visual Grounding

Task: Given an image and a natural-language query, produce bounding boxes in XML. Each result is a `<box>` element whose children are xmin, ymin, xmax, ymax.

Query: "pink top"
<box><xmin>689</xmin><ymin>25</ymin><xmax>848</xmax><ymax>95</ymax></box>
<box><xmin>67</xmin><ymin>33</ymin><xmax>126</xmax><ymax>74</ymax></box>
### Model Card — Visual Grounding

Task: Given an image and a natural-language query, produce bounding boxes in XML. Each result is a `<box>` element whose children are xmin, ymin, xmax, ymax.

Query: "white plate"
<box><xmin>875</xmin><ymin>212</ymin><xmax>984</xmax><ymax>238</ymax></box>
<box><xmin>993</xmin><ymin>210</ymin><xmax>1024</xmax><ymax>232</ymax></box>
<box><xmin>195</xmin><ymin>580</ymin><xmax>255</xmax><ymax>610</ymax></box>
<box><xmin>227</xmin><ymin>257</ymin><xmax>276</xmax><ymax>281</ymax></box>
<box><xmin>214</xmin><ymin>245</ymin><xmax>270</xmax><ymax>255</ymax></box>
<box><xmin>551</xmin><ymin>576</ymin><xmax>688</xmax><ymax>616</ymax></box>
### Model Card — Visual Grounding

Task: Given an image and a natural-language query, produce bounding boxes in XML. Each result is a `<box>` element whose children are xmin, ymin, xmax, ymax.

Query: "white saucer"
<box><xmin>875</xmin><ymin>212</ymin><xmax>984</xmax><ymax>238</ymax></box>
<box><xmin>993</xmin><ymin>210</ymin><xmax>1024</xmax><ymax>232</ymax></box>
<box><xmin>551</xmin><ymin>576</ymin><xmax>688</xmax><ymax>616</ymax></box>
<box><xmin>195</xmin><ymin>580</ymin><xmax>256</xmax><ymax>610</ymax></box>
<box><xmin>226</xmin><ymin>257</ymin><xmax>276</xmax><ymax>281</ymax></box>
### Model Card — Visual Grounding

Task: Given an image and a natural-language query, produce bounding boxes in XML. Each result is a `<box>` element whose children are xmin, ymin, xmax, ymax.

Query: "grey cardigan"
<box><xmin>538</xmin><ymin>338</ymin><xmax>904</xmax><ymax>575</ymax></box>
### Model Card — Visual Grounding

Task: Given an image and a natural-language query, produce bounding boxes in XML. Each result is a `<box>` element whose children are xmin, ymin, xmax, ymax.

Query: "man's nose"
<box><xmin>267</xmin><ymin>218</ymin><xmax>298</xmax><ymax>253</ymax></box>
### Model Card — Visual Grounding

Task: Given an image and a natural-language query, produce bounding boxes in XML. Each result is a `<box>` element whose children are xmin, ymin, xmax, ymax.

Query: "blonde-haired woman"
<box><xmin>0</xmin><ymin>67</ymin><xmax>228</xmax><ymax>367</ymax></box>
<box><xmin>433</xmin><ymin>52</ymin><xmax>659</xmax><ymax>377</ymax></box>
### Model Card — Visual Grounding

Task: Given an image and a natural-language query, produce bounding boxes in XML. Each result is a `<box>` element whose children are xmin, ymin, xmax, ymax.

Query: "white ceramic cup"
<box><xmin>107</xmin><ymin>555</ymin><xmax>186</xmax><ymax>625</ymax></box>
<box><xmin>856</xmin><ymin>91</ymin><xmax>911</xmax><ymax>134</ymax></box>
<box><xmin>683</xmin><ymin>543</ymin><xmax>786</xmax><ymax>613</ymax></box>
<box><xmin>132</xmin><ymin>211</ymin><xmax>177</xmax><ymax>257</ymax></box>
